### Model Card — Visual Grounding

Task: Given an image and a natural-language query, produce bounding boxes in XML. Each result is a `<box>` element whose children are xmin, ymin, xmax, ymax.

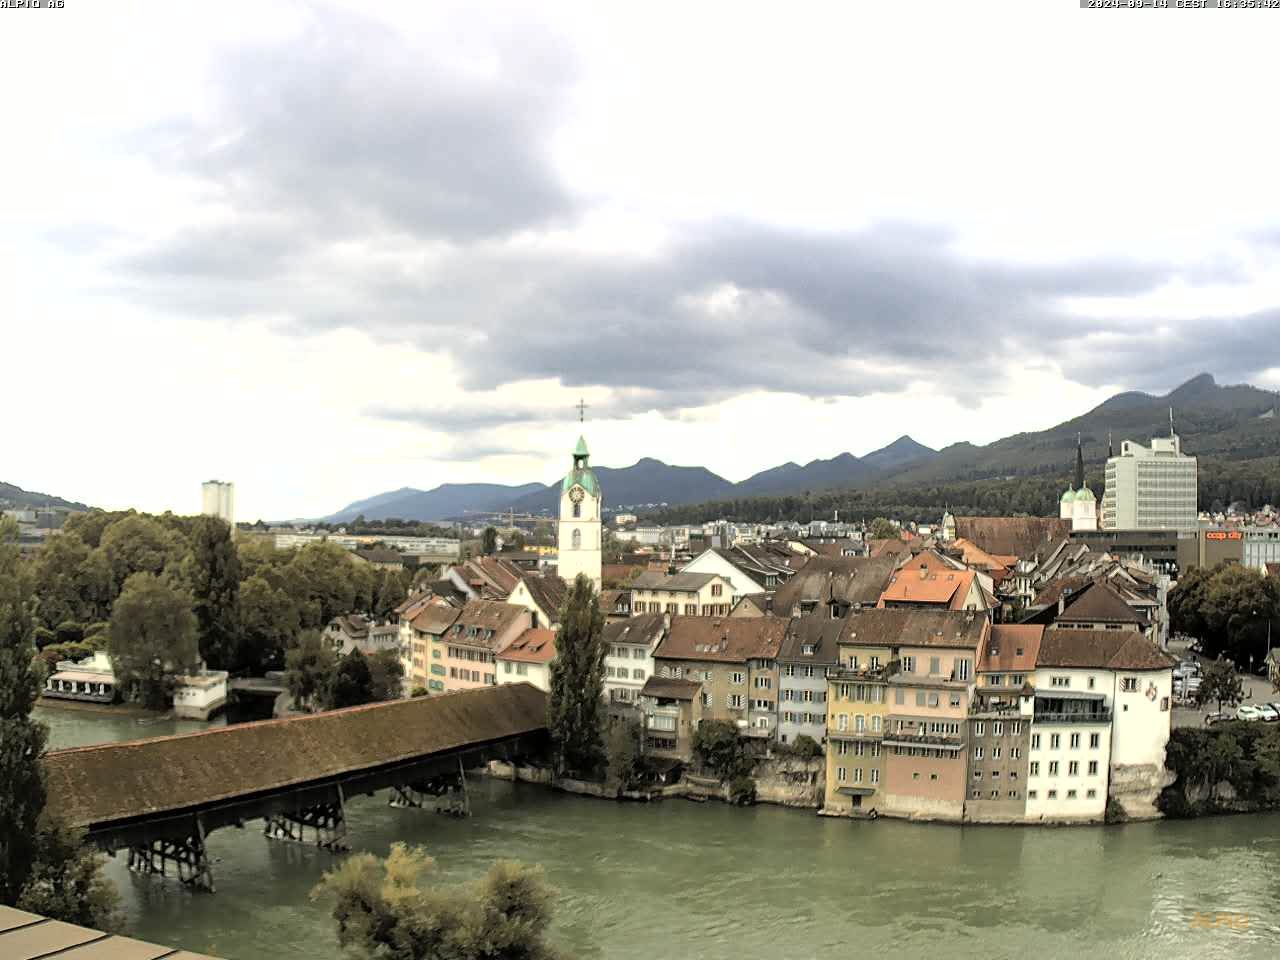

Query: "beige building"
<box><xmin>631</xmin><ymin>571</ymin><xmax>734</xmax><ymax>617</ymax></box>
<box><xmin>651</xmin><ymin>616</ymin><xmax>787</xmax><ymax>753</ymax></box>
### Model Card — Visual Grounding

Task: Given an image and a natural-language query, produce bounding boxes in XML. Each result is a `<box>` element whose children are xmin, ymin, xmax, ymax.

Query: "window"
<box><xmin>993</xmin><ymin>721</ymin><xmax>1003</xmax><ymax>736</ymax></box>
<box><xmin>729</xmin><ymin>694</ymin><xmax>744</xmax><ymax>708</ymax></box>
<box><xmin>1068</xmin><ymin>761</ymin><xmax>1079</xmax><ymax>776</ymax></box>
<box><xmin>871</xmin><ymin>716</ymin><xmax>882</xmax><ymax>732</ymax></box>
<box><xmin>974</xmin><ymin>721</ymin><xmax>985</xmax><ymax>737</ymax></box>
<box><xmin>950</xmin><ymin>694</ymin><xmax>961</xmax><ymax>707</ymax></box>
<box><xmin>992</xmin><ymin>746</ymin><xmax>1001</xmax><ymax>760</ymax></box>
<box><xmin>802</xmin><ymin>644</ymin><xmax>815</xmax><ymax>657</ymax></box>
<box><xmin>1011</xmin><ymin>748</ymin><xmax>1020</xmax><ymax>760</ymax></box>
<box><xmin>754</xmin><ymin>676</ymin><xmax>771</xmax><ymax>690</ymax></box>
<box><xmin>504</xmin><ymin>661</ymin><xmax>513</xmax><ymax>674</ymax></box>
<box><xmin>635</xmin><ymin>648</ymin><xmax>646</xmax><ymax>659</ymax></box>
<box><xmin>1030</xmin><ymin>761</ymin><xmax>1040</xmax><ymax>776</ymax></box>
<box><xmin>1070</xmin><ymin>733</ymin><xmax>1081</xmax><ymax>749</ymax></box>
<box><xmin>870</xmin><ymin>655</ymin><xmax>881</xmax><ymax>670</ymax></box>
<box><xmin>1011</xmin><ymin>721</ymin><xmax>1022</xmax><ymax>735</ymax></box>
<box><xmin>973</xmin><ymin>770</ymin><xmax>983</xmax><ymax>780</ymax></box>
<box><xmin>1088</xmin><ymin>761</ymin><xmax>1098</xmax><ymax>776</ymax></box>
<box><xmin>972</xmin><ymin>789</ymin><xmax>981</xmax><ymax>799</ymax></box>
<box><xmin>1087</xmin><ymin>789</ymin><xmax>1097</xmax><ymax>799</ymax></box>
<box><xmin>991</xmin><ymin>770</ymin><xmax>1001</xmax><ymax>779</ymax></box>
<box><xmin>1009</xmin><ymin>771</ymin><xmax>1018</xmax><ymax>780</ymax></box>
<box><xmin>916</xmin><ymin>690</ymin><xmax>926</xmax><ymax>707</ymax></box>
<box><xmin>927</xmin><ymin>692</ymin><xmax>940</xmax><ymax>707</ymax></box>
<box><xmin>990</xmin><ymin>789</ymin><xmax>999</xmax><ymax>800</ymax></box>
<box><xmin>854</xmin><ymin>741</ymin><xmax>866</xmax><ymax>757</ymax></box>
<box><xmin>731</xmin><ymin>672</ymin><xmax>745</xmax><ymax>685</ymax></box>
<box><xmin>855</xmin><ymin>715</ymin><xmax>866</xmax><ymax>732</ymax></box>
<box><xmin>837</xmin><ymin>767</ymin><xmax>847</xmax><ymax>782</ymax></box>
<box><xmin>989</xmin><ymin>674</ymin><xmax>1003</xmax><ymax>686</ymax></box>
<box><xmin>1048</xmin><ymin>789</ymin><xmax>1058</xmax><ymax>799</ymax></box>
<box><xmin>1008</xmin><ymin>790</ymin><xmax>1019</xmax><ymax>799</ymax></box>
<box><xmin>571</xmin><ymin>529</ymin><xmax>581</xmax><ymax>548</ymax></box>
<box><xmin>516</xmin><ymin>663</ymin><xmax>528</xmax><ymax>676</ymax></box>
<box><xmin>870</xmin><ymin>768</ymin><xmax>880</xmax><ymax>783</ymax></box>
<box><xmin>1066</xmin><ymin>789</ymin><xmax>1077</xmax><ymax>800</ymax></box>
<box><xmin>1051</xmin><ymin>676</ymin><xmax>1070</xmax><ymax>688</ymax></box>
<box><xmin>803</xmin><ymin>690</ymin><xmax>815</xmax><ymax>702</ymax></box>
<box><xmin>1028</xmin><ymin>790</ymin><xmax>1038</xmax><ymax>800</ymax></box>
<box><xmin>1010</xmin><ymin>674</ymin><xmax>1025</xmax><ymax>685</ymax></box>
<box><xmin>1050</xmin><ymin>734</ymin><xmax>1061</xmax><ymax>750</ymax></box>
<box><xmin>853</xmin><ymin>768</ymin><xmax>863</xmax><ymax>784</ymax></box>
<box><xmin>837</xmin><ymin>714</ymin><xmax>848</xmax><ymax>731</ymax></box>
<box><xmin>895</xmin><ymin>688</ymin><xmax>905</xmax><ymax>705</ymax></box>
<box><xmin>956</xmin><ymin>659</ymin><xmax>972</xmax><ymax>681</ymax></box>
<box><xmin>929</xmin><ymin>656</ymin><xmax>941</xmax><ymax>675</ymax></box>
<box><xmin>684</xmin><ymin>604</ymin><xmax>697</xmax><ymax>615</ymax></box>
<box><xmin>974</xmin><ymin>746</ymin><xmax>984</xmax><ymax>760</ymax></box>
<box><xmin>1087</xmin><ymin>676</ymin><xmax>1096</xmax><ymax>690</ymax></box>
<box><xmin>784</xmin><ymin>664</ymin><xmax>795</xmax><ymax>677</ymax></box>
<box><xmin>1089</xmin><ymin>733</ymin><xmax>1100</xmax><ymax>749</ymax></box>
<box><xmin>711</xmin><ymin>583</ymin><xmax>723</xmax><ymax>597</ymax></box>
<box><xmin>836</xmin><ymin>740</ymin><xmax>849</xmax><ymax>755</ymax></box>
<box><xmin>901</xmin><ymin>656</ymin><xmax>915</xmax><ymax>673</ymax></box>
<box><xmin>1121</xmin><ymin>677</ymin><xmax>1139</xmax><ymax>692</ymax></box>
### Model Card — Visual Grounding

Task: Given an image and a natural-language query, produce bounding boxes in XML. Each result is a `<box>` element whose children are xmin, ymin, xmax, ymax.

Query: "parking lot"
<box><xmin>1167</xmin><ymin>635</ymin><xmax>1279</xmax><ymax>729</ymax></box>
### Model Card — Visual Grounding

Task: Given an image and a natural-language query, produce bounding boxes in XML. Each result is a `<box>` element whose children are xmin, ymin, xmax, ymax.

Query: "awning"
<box><xmin>837</xmin><ymin>786</ymin><xmax>877</xmax><ymax>797</ymax></box>
<box><xmin>1035</xmin><ymin>690</ymin><xmax>1105</xmax><ymax>701</ymax></box>
<box><xmin>48</xmin><ymin>671</ymin><xmax>113</xmax><ymax>685</ymax></box>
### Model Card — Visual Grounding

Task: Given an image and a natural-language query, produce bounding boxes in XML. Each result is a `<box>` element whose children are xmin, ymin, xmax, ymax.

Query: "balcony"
<box><xmin>1033</xmin><ymin>710</ymin><xmax>1112</xmax><ymax>725</ymax></box>
<box><xmin>831</xmin><ymin>659</ymin><xmax>900</xmax><ymax>682</ymax></box>
<box><xmin>882</xmin><ymin>731</ymin><xmax>965</xmax><ymax>750</ymax></box>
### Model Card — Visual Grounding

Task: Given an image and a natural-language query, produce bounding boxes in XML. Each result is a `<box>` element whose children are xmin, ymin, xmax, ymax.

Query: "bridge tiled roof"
<box><xmin>0</xmin><ymin>905</ymin><xmax>221</xmax><ymax>959</ymax></box>
<box><xmin>42</xmin><ymin>683</ymin><xmax>547</xmax><ymax>830</ymax></box>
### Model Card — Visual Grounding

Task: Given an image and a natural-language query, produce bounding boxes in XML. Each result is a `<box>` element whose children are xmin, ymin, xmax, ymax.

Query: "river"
<box><xmin>36</xmin><ymin>705</ymin><xmax>1280</xmax><ymax>959</ymax></box>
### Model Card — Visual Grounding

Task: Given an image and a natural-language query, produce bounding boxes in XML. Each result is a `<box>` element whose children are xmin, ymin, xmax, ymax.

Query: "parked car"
<box><xmin>1259</xmin><ymin>703</ymin><xmax>1280</xmax><ymax>722</ymax></box>
<box><xmin>1237</xmin><ymin>704</ymin><xmax>1263</xmax><ymax>721</ymax></box>
<box><xmin>1188</xmin><ymin>639</ymin><xmax>1205</xmax><ymax>655</ymax></box>
<box><xmin>1204</xmin><ymin>712</ymin><xmax>1229</xmax><ymax>726</ymax></box>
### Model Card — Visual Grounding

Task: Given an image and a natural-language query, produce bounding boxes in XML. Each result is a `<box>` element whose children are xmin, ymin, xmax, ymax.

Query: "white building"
<box><xmin>602</xmin><ymin>613</ymin><xmax>666</xmax><ymax>708</ymax></box>
<box><xmin>1101</xmin><ymin>433</ymin><xmax>1198</xmax><ymax>531</ymax></box>
<box><xmin>1058</xmin><ymin>437</ymin><xmax>1098</xmax><ymax>532</ymax></box>
<box><xmin>496</xmin><ymin>628</ymin><xmax>557</xmax><ymax>693</ymax></box>
<box><xmin>557</xmin><ymin>435</ymin><xmax>602</xmax><ymax>591</ymax></box>
<box><xmin>201</xmin><ymin>480</ymin><xmax>235</xmax><ymax>529</ymax></box>
<box><xmin>172</xmin><ymin>669</ymin><xmax>229</xmax><ymax>720</ymax></box>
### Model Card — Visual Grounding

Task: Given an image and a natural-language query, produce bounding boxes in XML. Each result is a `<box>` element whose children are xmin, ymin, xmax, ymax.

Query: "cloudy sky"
<box><xmin>5</xmin><ymin>0</ymin><xmax>1280</xmax><ymax>521</ymax></box>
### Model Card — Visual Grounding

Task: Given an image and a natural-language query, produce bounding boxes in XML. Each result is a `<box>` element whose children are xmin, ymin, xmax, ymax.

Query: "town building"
<box><xmin>506</xmin><ymin>573</ymin><xmax>569</xmax><ymax>629</ymax></box>
<box><xmin>680</xmin><ymin>543</ymin><xmax>801</xmax><ymax>594</ymax></box>
<box><xmin>201</xmin><ymin>480</ymin><xmax>235</xmax><ymax>529</ymax></box>
<box><xmin>650</xmin><ymin>616</ymin><xmax>787</xmax><ymax>753</ymax></box>
<box><xmin>400</xmin><ymin>598</ymin><xmax>461</xmax><ymax>694</ymax></box>
<box><xmin>438</xmin><ymin>601</ymin><xmax>532</xmax><ymax>692</ymax></box>
<box><xmin>602</xmin><ymin>613</ymin><xmax>665</xmax><ymax>710</ymax></box>
<box><xmin>557</xmin><ymin>436</ymin><xmax>603</xmax><ymax>590</ymax></box>
<box><xmin>496</xmin><ymin>628</ymin><xmax>557</xmax><ymax>692</ymax></box>
<box><xmin>769</xmin><ymin>555</ymin><xmax>898</xmax><ymax>618</ymax></box>
<box><xmin>877</xmin><ymin>566</ymin><xmax>988</xmax><ymax>613</ymax></box>
<box><xmin>352</xmin><ymin>547</ymin><xmax>405</xmax><ymax>571</ymax></box>
<box><xmin>1101</xmin><ymin>431</ymin><xmax>1199</xmax><ymax>531</ymax></box>
<box><xmin>777</xmin><ymin>614</ymin><xmax>841</xmax><ymax>746</ymax></box>
<box><xmin>640</xmin><ymin>675</ymin><xmax>703</xmax><ymax>761</ymax></box>
<box><xmin>1059</xmin><ymin>436</ymin><xmax>1099</xmax><ymax>531</ymax></box>
<box><xmin>42</xmin><ymin>651</ymin><xmax>116</xmax><ymax>704</ymax></box>
<box><xmin>630</xmin><ymin>571</ymin><xmax>734</xmax><ymax>617</ymax></box>
<box><xmin>965</xmin><ymin>624</ymin><xmax>1040</xmax><ymax>823</ymax></box>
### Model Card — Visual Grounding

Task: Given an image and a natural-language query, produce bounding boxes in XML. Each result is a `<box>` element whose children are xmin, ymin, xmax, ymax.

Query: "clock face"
<box><xmin>569</xmin><ymin>485</ymin><xmax>585</xmax><ymax>503</ymax></box>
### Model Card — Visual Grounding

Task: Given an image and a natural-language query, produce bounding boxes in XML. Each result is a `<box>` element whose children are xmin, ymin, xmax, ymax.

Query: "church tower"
<box><xmin>557</xmin><ymin>435</ymin><xmax>602</xmax><ymax>591</ymax></box>
<box><xmin>1059</xmin><ymin>434</ymin><xmax>1097</xmax><ymax>531</ymax></box>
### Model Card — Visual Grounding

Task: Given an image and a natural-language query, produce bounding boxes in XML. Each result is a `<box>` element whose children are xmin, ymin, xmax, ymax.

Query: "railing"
<box><xmin>882</xmin><ymin>732</ymin><xmax>965</xmax><ymax>749</ymax></box>
<box><xmin>1033</xmin><ymin>711</ymin><xmax>1112</xmax><ymax>725</ymax></box>
<box><xmin>831</xmin><ymin>659</ymin><xmax>901</xmax><ymax>682</ymax></box>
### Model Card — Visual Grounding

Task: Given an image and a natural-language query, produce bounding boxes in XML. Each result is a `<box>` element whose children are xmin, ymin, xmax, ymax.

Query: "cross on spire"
<box><xmin>575</xmin><ymin>397</ymin><xmax>588</xmax><ymax>423</ymax></box>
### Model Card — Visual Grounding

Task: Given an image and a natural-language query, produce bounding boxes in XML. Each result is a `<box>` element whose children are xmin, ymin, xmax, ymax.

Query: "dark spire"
<box><xmin>1108</xmin><ymin>431</ymin><xmax>1114</xmax><ymax>459</ymax></box>
<box><xmin>1074</xmin><ymin>433</ymin><xmax>1084</xmax><ymax>491</ymax></box>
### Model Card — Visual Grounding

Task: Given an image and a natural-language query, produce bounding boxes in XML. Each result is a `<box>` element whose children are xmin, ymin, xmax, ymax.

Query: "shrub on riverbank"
<box><xmin>1159</xmin><ymin>722</ymin><xmax>1280</xmax><ymax>817</ymax></box>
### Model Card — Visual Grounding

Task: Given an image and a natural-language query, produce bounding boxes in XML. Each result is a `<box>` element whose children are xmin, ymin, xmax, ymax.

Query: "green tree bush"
<box><xmin>546</xmin><ymin>576</ymin><xmax>606</xmax><ymax>777</ymax></box>
<box><xmin>327</xmin><ymin>649</ymin><xmax>375</xmax><ymax>709</ymax></box>
<box><xmin>285</xmin><ymin>630</ymin><xmax>337</xmax><ymax>710</ymax></box>
<box><xmin>312</xmin><ymin>843</ymin><xmax>560</xmax><ymax>960</ymax></box>
<box><xmin>107</xmin><ymin>573</ymin><xmax>201</xmax><ymax>710</ymax></box>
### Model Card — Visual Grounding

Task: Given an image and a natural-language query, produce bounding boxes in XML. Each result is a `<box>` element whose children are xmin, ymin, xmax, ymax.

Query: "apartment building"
<box><xmin>437</xmin><ymin>600</ymin><xmax>532</xmax><ymax>692</ymax></box>
<box><xmin>602</xmin><ymin>613</ymin><xmax>666</xmax><ymax>709</ymax></box>
<box><xmin>650</xmin><ymin>617</ymin><xmax>787</xmax><ymax>754</ymax></box>
<box><xmin>878</xmin><ymin>566</ymin><xmax>989</xmax><ymax>614</ymax></box>
<box><xmin>399</xmin><ymin>598</ymin><xmax>461</xmax><ymax>694</ymax></box>
<box><xmin>777</xmin><ymin>614</ymin><xmax>841</xmax><ymax>746</ymax></box>
<box><xmin>966</xmin><ymin>624</ymin><xmax>1041</xmax><ymax>823</ymax></box>
<box><xmin>640</xmin><ymin>676</ymin><xmax>704</xmax><ymax>760</ymax></box>
<box><xmin>496</xmin><ymin>628</ymin><xmax>556</xmax><ymax>693</ymax></box>
<box><xmin>1101</xmin><ymin>433</ymin><xmax>1198</xmax><ymax>531</ymax></box>
<box><xmin>823</xmin><ymin>620</ymin><xmax>895</xmax><ymax>816</ymax></box>
<box><xmin>630</xmin><ymin>572</ymin><xmax>734</xmax><ymax>616</ymax></box>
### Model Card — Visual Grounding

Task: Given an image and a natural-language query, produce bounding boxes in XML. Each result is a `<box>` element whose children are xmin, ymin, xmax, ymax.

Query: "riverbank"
<box><xmin>36</xmin><ymin>696</ymin><xmax>168</xmax><ymax>720</ymax></box>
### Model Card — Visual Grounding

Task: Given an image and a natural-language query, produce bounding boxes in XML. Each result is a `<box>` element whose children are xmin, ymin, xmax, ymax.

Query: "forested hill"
<box><xmin>646</xmin><ymin>374</ymin><xmax>1280</xmax><ymax>524</ymax></box>
<box><xmin>0</xmin><ymin>481</ymin><xmax>90</xmax><ymax>511</ymax></box>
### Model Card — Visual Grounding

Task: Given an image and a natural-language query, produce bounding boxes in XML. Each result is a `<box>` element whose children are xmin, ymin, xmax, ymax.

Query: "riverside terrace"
<box><xmin>41</xmin><ymin>683</ymin><xmax>549</xmax><ymax>892</ymax></box>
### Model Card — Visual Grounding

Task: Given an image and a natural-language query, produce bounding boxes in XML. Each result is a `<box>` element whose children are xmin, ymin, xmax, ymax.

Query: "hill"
<box><xmin>0</xmin><ymin>481</ymin><xmax>90</xmax><ymax>512</ymax></box>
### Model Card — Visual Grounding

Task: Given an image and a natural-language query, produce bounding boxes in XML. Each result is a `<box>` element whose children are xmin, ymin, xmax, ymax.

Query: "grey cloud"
<box><xmin>95</xmin><ymin>4</ymin><xmax>1280</xmax><ymax>426</ymax></box>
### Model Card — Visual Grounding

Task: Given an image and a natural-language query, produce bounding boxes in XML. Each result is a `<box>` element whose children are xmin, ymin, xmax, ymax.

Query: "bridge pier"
<box><xmin>388</xmin><ymin>758</ymin><xmax>471</xmax><ymax>817</ymax></box>
<box><xmin>264</xmin><ymin>785</ymin><xmax>349</xmax><ymax>852</ymax></box>
<box><xmin>127</xmin><ymin>818</ymin><xmax>215</xmax><ymax>892</ymax></box>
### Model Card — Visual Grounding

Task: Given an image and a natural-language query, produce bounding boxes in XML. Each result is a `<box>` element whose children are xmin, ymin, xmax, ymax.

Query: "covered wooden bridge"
<box><xmin>42</xmin><ymin>683</ymin><xmax>549</xmax><ymax>891</ymax></box>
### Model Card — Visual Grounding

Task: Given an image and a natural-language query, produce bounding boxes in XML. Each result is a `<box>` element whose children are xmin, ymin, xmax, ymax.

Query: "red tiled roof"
<box><xmin>655</xmin><ymin>616</ymin><xmax>786</xmax><ymax>663</ymax></box>
<box><xmin>1036</xmin><ymin>629</ymin><xmax>1176</xmax><ymax>670</ymax></box>
<box><xmin>952</xmin><ymin>517</ymin><xmax>1072</xmax><ymax>559</ymax></box>
<box><xmin>839</xmin><ymin>608</ymin><xmax>988</xmax><ymax>650</ymax></box>
<box><xmin>878</xmin><ymin>568</ymin><xmax>978</xmax><ymax>609</ymax></box>
<box><xmin>980</xmin><ymin>625</ymin><xmax>1043</xmax><ymax>673</ymax></box>
<box><xmin>498</xmin><ymin>628</ymin><xmax>557</xmax><ymax>664</ymax></box>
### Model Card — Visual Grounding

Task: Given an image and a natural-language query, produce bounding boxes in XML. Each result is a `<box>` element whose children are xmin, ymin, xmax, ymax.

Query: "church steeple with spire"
<box><xmin>1060</xmin><ymin>435</ymin><xmax>1098</xmax><ymax>531</ymax></box>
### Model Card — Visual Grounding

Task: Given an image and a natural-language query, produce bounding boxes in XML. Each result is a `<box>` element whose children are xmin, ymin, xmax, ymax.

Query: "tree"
<box><xmin>0</xmin><ymin>517</ymin><xmax>47</xmax><ymax>904</ymax></box>
<box><xmin>312</xmin><ymin>843</ymin><xmax>560</xmax><ymax>960</ymax></box>
<box><xmin>327</xmin><ymin>649</ymin><xmax>375</xmax><ymax>709</ymax></box>
<box><xmin>546</xmin><ymin>575</ymin><xmax>607</xmax><ymax>777</ymax></box>
<box><xmin>868</xmin><ymin>517</ymin><xmax>899</xmax><ymax>541</ymax></box>
<box><xmin>1195</xmin><ymin>660</ymin><xmax>1245</xmax><ymax>715</ymax></box>
<box><xmin>691</xmin><ymin>719</ymin><xmax>754</xmax><ymax>781</ymax></box>
<box><xmin>604</xmin><ymin>718</ymin><xmax>642</xmax><ymax>792</ymax></box>
<box><xmin>98</xmin><ymin>514</ymin><xmax>186</xmax><ymax>593</ymax></box>
<box><xmin>368</xmin><ymin>649</ymin><xmax>406</xmax><ymax>702</ymax></box>
<box><xmin>482</xmin><ymin>527</ymin><xmax>499</xmax><ymax>556</ymax></box>
<box><xmin>285</xmin><ymin>630</ymin><xmax>337</xmax><ymax>710</ymax></box>
<box><xmin>285</xmin><ymin>543</ymin><xmax>359</xmax><ymax>629</ymax></box>
<box><xmin>238</xmin><ymin>575</ymin><xmax>299</xmax><ymax>674</ymax></box>
<box><xmin>16</xmin><ymin>821</ymin><xmax>121</xmax><ymax>930</ymax></box>
<box><xmin>107</xmin><ymin>572</ymin><xmax>201</xmax><ymax>710</ymax></box>
<box><xmin>185</xmin><ymin>516</ymin><xmax>241</xmax><ymax>670</ymax></box>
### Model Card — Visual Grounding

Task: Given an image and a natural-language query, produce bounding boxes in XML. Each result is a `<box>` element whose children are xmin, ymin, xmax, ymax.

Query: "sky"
<box><xmin>4</xmin><ymin>0</ymin><xmax>1280</xmax><ymax>521</ymax></box>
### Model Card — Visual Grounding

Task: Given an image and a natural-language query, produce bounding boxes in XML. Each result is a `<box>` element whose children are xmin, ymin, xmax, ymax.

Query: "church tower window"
<box><xmin>572</xmin><ymin>529</ymin><xmax>582</xmax><ymax>550</ymax></box>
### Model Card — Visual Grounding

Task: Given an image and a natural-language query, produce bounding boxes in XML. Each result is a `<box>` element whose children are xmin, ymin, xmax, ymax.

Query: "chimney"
<box><xmin>1057</xmin><ymin>595</ymin><xmax>1066</xmax><ymax>616</ymax></box>
<box><xmin>663</xmin><ymin>611</ymin><xmax>671</xmax><ymax>632</ymax></box>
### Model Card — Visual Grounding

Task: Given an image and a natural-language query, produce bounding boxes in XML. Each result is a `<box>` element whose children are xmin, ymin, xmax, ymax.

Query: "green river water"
<box><xmin>36</xmin><ymin>706</ymin><xmax>1280</xmax><ymax>960</ymax></box>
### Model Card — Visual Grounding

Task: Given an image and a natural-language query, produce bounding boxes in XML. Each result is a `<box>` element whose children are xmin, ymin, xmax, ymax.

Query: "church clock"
<box><xmin>569</xmin><ymin>485</ymin><xmax>585</xmax><ymax>503</ymax></box>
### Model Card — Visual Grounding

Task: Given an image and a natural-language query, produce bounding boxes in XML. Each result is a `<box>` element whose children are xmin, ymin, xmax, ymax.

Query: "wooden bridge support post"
<box><xmin>263</xmin><ymin>786</ymin><xmax>349</xmax><ymax>852</ymax></box>
<box><xmin>387</xmin><ymin>758</ymin><xmax>470</xmax><ymax>818</ymax></box>
<box><xmin>126</xmin><ymin>816</ymin><xmax>215</xmax><ymax>893</ymax></box>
